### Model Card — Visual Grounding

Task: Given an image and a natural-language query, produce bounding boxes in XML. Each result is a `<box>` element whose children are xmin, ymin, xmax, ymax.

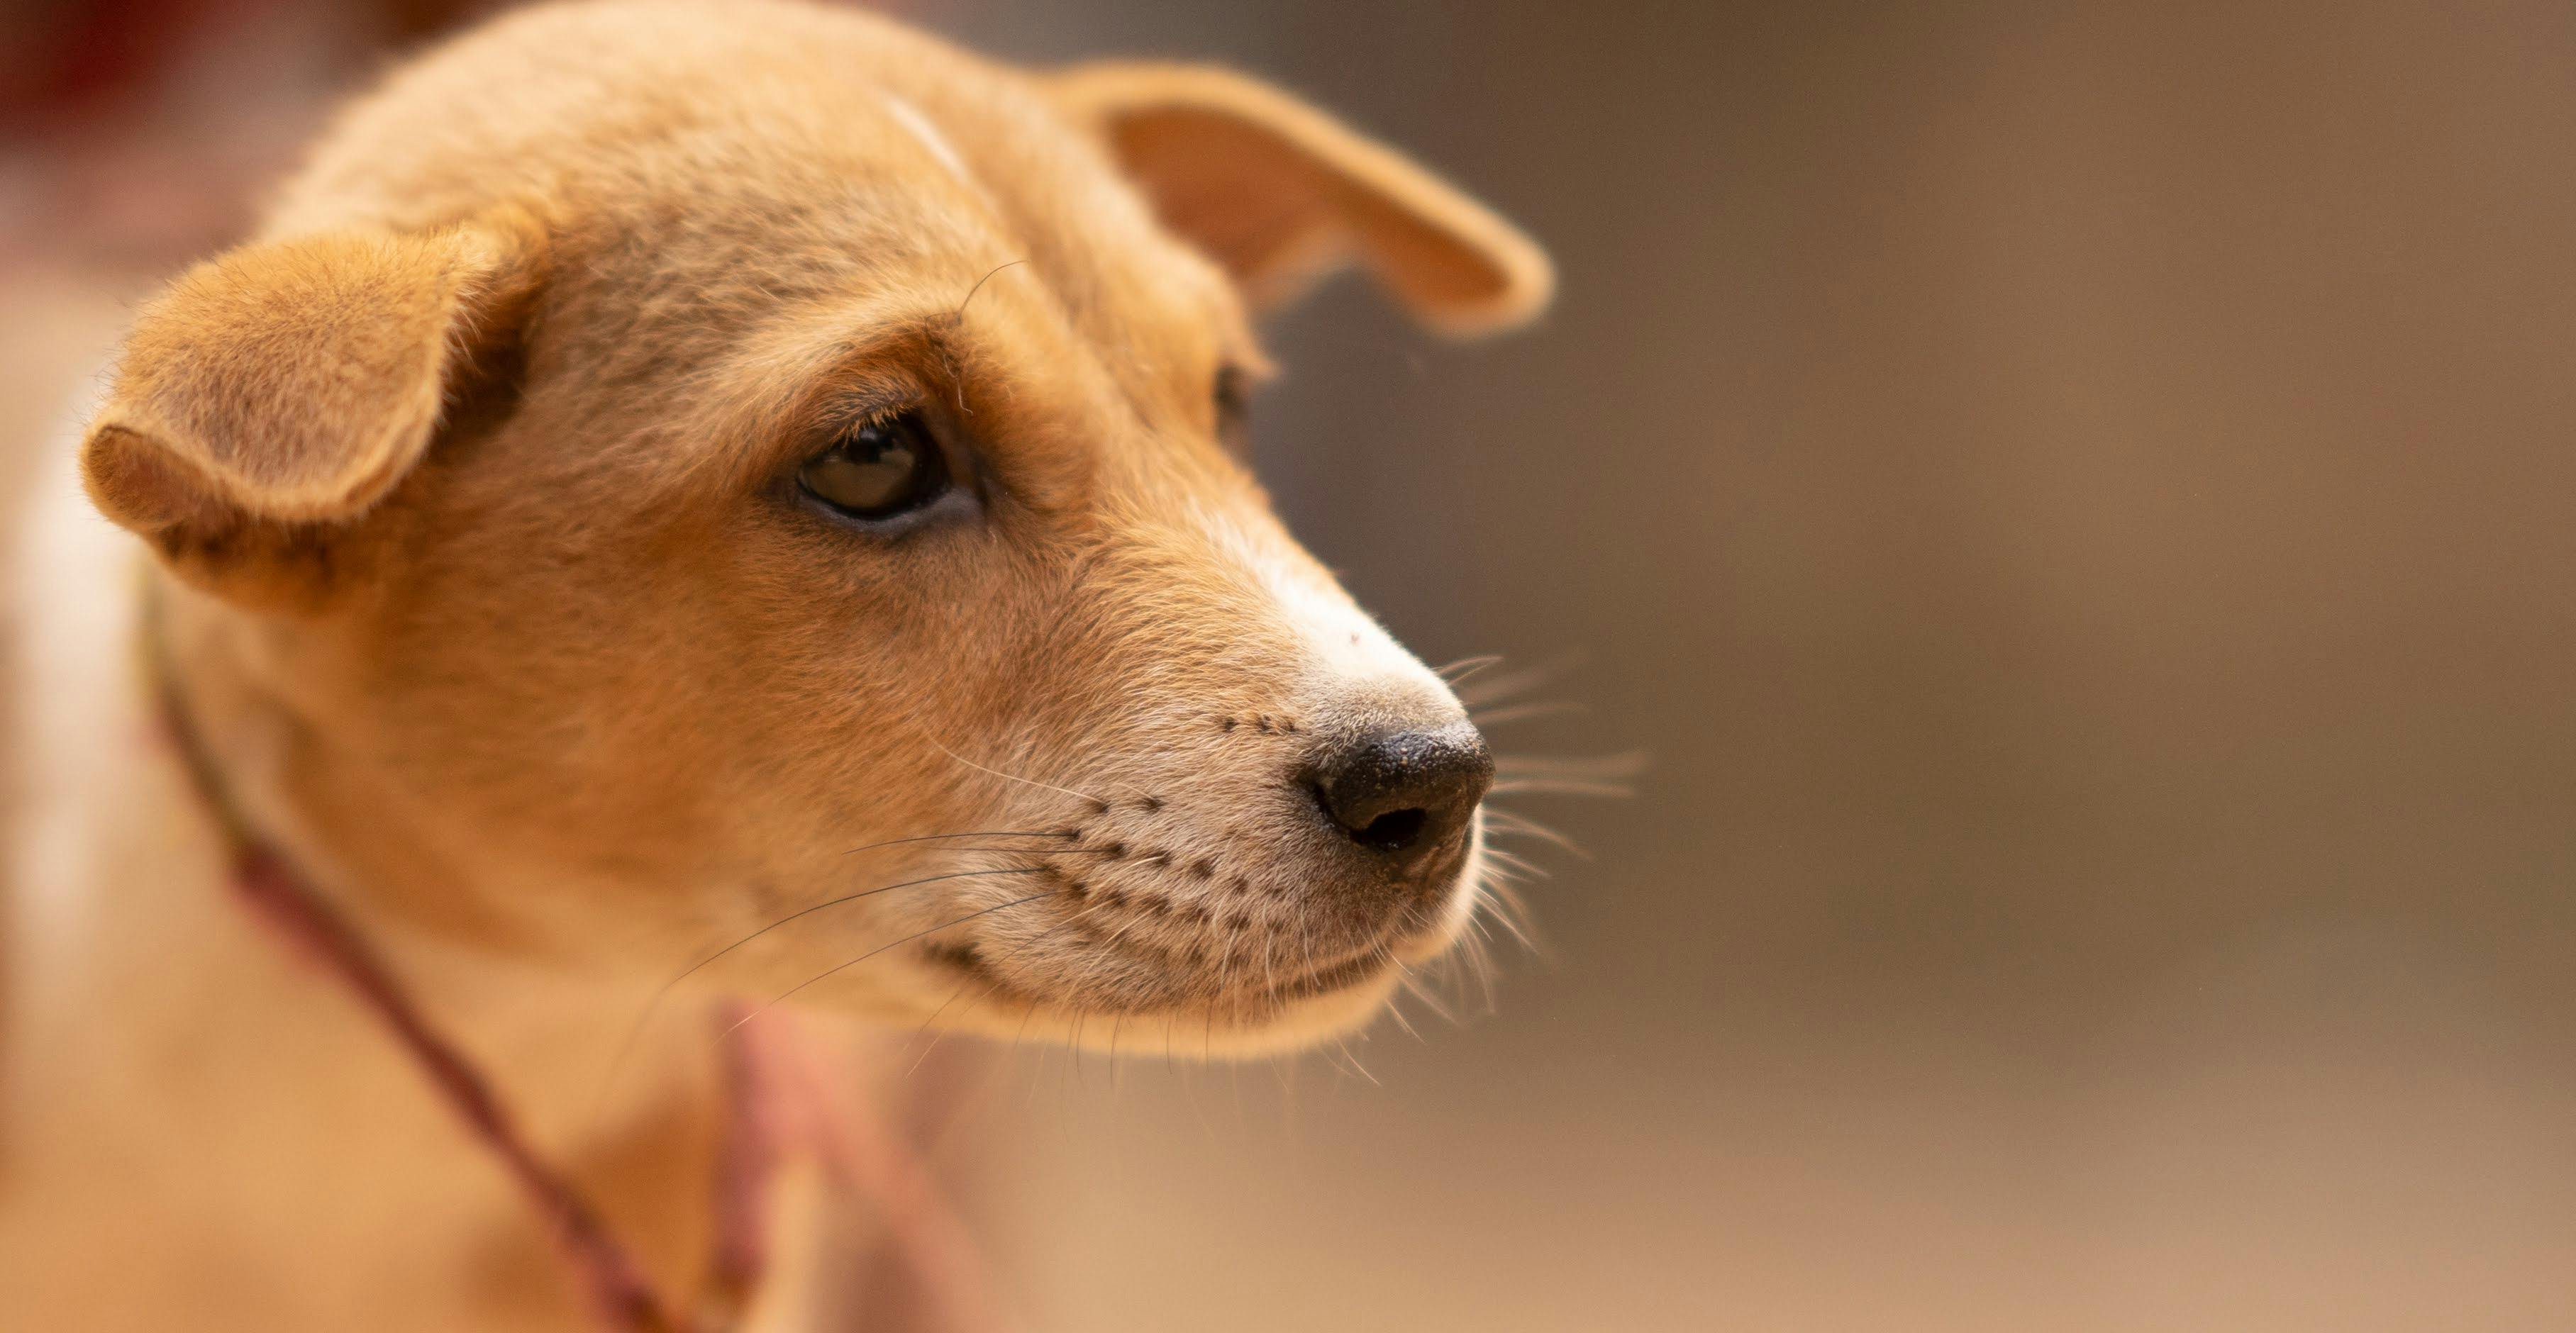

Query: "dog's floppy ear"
<box><xmin>81</xmin><ymin>209</ymin><xmax>545</xmax><ymax>606</ymax></box>
<box><xmin>1054</xmin><ymin>62</ymin><xmax>1553</xmax><ymax>337</ymax></box>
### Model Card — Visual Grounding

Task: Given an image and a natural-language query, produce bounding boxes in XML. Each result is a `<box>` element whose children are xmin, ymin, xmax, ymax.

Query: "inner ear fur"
<box><xmin>81</xmin><ymin>208</ymin><xmax>545</xmax><ymax>602</ymax></box>
<box><xmin>1053</xmin><ymin>62</ymin><xmax>1553</xmax><ymax>337</ymax></box>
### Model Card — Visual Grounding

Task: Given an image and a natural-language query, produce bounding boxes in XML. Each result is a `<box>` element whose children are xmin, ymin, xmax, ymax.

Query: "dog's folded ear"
<box><xmin>81</xmin><ymin>209</ymin><xmax>545</xmax><ymax>605</ymax></box>
<box><xmin>1054</xmin><ymin>62</ymin><xmax>1553</xmax><ymax>337</ymax></box>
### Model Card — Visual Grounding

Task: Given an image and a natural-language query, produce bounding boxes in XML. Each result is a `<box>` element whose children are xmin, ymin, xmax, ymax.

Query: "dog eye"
<box><xmin>798</xmin><ymin>411</ymin><xmax>948</xmax><ymax>520</ymax></box>
<box><xmin>1214</xmin><ymin>364</ymin><xmax>1250</xmax><ymax>448</ymax></box>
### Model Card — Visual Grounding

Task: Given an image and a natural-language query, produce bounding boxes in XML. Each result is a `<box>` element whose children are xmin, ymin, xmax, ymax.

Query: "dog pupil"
<box><xmin>799</xmin><ymin>414</ymin><xmax>941</xmax><ymax>518</ymax></box>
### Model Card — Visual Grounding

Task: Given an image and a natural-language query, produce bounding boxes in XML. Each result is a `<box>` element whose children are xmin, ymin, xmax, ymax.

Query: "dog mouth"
<box><xmin>914</xmin><ymin>908</ymin><xmax>1424</xmax><ymax>1018</ymax></box>
<box><xmin>886</xmin><ymin>766</ymin><xmax>1488</xmax><ymax>1032</ymax></box>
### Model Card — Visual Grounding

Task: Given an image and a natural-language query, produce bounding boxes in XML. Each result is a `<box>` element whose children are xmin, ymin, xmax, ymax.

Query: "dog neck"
<box><xmin>145</xmin><ymin>564</ymin><xmax>712</xmax><ymax>1165</ymax></box>
<box><xmin>10</xmin><ymin>428</ymin><xmax>1003</xmax><ymax>1331</ymax></box>
<box><xmin>8</xmin><ymin>437</ymin><xmax>734</xmax><ymax>1324</ymax></box>
<box><xmin>152</xmin><ymin>589</ymin><xmax>713</xmax><ymax>1332</ymax></box>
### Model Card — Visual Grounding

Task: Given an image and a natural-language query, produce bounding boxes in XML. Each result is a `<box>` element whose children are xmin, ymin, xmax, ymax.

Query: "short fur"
<box><xmin>1</xmin><ymin>2</ymin><xmax>1550</xmax><ymax>1328</ymax></box>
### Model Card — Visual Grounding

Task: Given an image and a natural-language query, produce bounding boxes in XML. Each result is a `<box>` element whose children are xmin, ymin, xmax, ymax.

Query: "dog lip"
<box><xmin>914</xmin><ymin>832</ymin><xmax>1482</xmax><ymax>1015</ymax></box>
<box><xmin>914</xmin><ymin>918</ymin><xmax>1407</xmax><ymax>1013</ymax></box>
<box><xmin>916</xmin><ymin>939</ymin><xmax>1035</xmax><ymax>1006</ymax></box>
<box><xmin>1245</xmin><ymin>941</ymin><xmax>1397</xmax><ymax>1004</ymax></box>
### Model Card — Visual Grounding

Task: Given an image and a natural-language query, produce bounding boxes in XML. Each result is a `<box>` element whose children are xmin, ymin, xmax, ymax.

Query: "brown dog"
<box><xmin>2</xmin><ymin>1</ymin><xmax>1550</xmax><ymax>1327</ymax></box>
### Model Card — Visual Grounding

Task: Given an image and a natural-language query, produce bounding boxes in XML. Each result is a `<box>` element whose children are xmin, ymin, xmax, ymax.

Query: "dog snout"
<box><xmin>1307</xmin><ymin>718</ymin><xmax>1494</xmax><ymax>869</ymax></box>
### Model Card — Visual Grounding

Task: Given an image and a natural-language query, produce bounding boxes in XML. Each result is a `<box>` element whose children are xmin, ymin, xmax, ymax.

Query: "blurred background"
<box><xmin>9</xmin><ymin>1</ymin><xmax>2576</xmax><ymax>1329</ymax></box>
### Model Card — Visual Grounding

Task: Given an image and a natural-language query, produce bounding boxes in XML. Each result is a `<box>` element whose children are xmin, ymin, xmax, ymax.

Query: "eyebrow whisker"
<box><xmin>953</xmin><ymin>257</ymin><xmax>1028</xmax><ymax>320</ymax></box>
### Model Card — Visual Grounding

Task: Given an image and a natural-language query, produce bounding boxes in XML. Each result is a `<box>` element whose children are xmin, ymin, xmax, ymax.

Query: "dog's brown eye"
<box><xmin>1214</xmin><ymin>364</ymin><xmax>1250</xmax><ymax>447</ymax></box>
<box><xmin>798</xmin><ymin>411</ymin><xmax>948</xmax><ymax>520</ymax></box>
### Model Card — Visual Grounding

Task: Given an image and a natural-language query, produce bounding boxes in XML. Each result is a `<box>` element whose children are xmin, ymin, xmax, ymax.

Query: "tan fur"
<box><xmin>3</xmin><ymin>1</ymin><xmax>1549</xmax><ymax>1327</ymax></box>
<box><xmin>1055</xmin><ymin>62</ymin><xmax>1555</xmax><ymax>333</ymax></box>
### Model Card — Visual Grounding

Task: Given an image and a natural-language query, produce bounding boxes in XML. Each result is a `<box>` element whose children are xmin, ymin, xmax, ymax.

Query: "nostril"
<box><xmin>1309</xmin><ymin>786</ymin><xmax>1432</xmax><ymax>852</ymax></box>
<box><xmin>1306</xmin><ymin>718</ymin><xmax>1494</xmax><ymax>862</ymax></box>
<box><xmin>1354</xmin><ymin>806</ymin><xmax>1428</xmax><ymax>852</ymax></box>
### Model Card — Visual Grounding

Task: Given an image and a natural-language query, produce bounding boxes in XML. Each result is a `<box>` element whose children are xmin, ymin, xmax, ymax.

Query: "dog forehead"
<box><xmin>272</xmin><ymin>0</ymin><xmax>1232</xmax><ymax>356</ymax></box>
<box><xmin>263</xmin><ymin>0</ymin><xmax>1255</xmax><ymax>512</ymax></box>
<box><xmin>585</xmin><ymin>77</ymin><xmax>1223</xmax><ymax>359</ymax></box>
<box><xmin>526</xmin><ymin>99</ymin><xmax>1234</xmax><ymax>488</ymax></box>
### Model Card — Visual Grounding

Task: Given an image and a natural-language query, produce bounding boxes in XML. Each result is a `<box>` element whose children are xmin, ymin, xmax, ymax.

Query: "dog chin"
<box><xmin>909</xmin><ymin>907</ymin><xmax>1477</xmax><ymax>1059</ymax></box>
<box><xmin>934</xmin><ymin>966</ymin><xmax>1411</xmax><ymax>1059</ymax></box>
<box><xmin>877</xmin><ymin>837</ymin><xmax>1489</xmax><ymax>1059</ymax></box>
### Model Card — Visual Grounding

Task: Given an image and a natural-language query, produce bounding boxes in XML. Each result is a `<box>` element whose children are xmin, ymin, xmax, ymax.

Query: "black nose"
<box><xmin>1310</xmin><ymin>719</ymin><xmax>1494</xmax><ymax>859</ymax></box>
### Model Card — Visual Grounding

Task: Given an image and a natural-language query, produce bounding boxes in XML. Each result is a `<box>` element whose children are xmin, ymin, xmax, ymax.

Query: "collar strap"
<box><xmin>228</xmin><ymin>843</ymin><xmax>696</xmax><ymax>1332</ymax></box>
<box><xmin>145</xmin><ymin>589</ymin><xmax>718</xmax><ymax>1332</ymax></box>
<box><xmin>143</xmin><ymin>591</ymin><xmax>1004</xmax><ymax>1332</ymax></box>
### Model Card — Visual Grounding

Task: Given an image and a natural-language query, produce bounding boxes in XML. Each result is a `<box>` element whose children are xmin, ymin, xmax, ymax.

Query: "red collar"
<box><xmin>227</xmin><ymin>842</ymin><xmax>722</xmax><ymax>1332</ymax></box>
<box><xmin>221</xmin><ymin>840</ymin><xmax>1016</xmax><ymax>1332</ymax></box>
<box><xmin>148</xmin><ymin>604</ymin><xmax>1009</xmax><ymax>1330</ymax></box>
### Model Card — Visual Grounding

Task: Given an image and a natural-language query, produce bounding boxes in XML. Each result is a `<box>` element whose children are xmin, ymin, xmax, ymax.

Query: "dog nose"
<box><xmin>1310</xmin><ymin>719</ymin><xmax>1494</xmax><ymax>859</ymax></box>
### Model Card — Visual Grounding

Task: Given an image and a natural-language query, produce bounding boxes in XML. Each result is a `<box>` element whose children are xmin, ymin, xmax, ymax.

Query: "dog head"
<box><xmin>82</xmin><ymin>0</ymin><xmax>1550</xmax><ymax>1054</ymax></box>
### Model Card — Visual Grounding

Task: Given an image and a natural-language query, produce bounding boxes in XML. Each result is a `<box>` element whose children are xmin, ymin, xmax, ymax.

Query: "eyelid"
<box><xmin>811</xmin><ymin>398</ymin><xmax>997</xmax><ymax>523</ymax></box>
<box><xmin>834</xmin><ymin>403</ymin><xmax>915</xmax><ymax>443</ymax></box>
<box><xmin>806</xmin><ymin>387</ymin><xmax>926</xmax><ymax>447</ymax></box>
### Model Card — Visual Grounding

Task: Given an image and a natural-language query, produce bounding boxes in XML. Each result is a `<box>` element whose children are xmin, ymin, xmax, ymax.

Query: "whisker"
<box><xmin>1086</xmin><ymin>909</ymin><xmax>1165</xmax><ymax>970</ymax></box>
<box><xmin>1479</xmin><ymin>808</ymin><xmax>1589</xmax><ymax>859</ymax></box>
<box><xmin>660</xmin><ymin>866</ymin><xmax>1055</xmax><ymax>995</ymax></box>
<box><xmin>1424</xmin><ymin>887</ymin><xmax>1504</xmax><ymax>1017</ymax></box>
<box><xmin>1433</xmin><ymin>653</ymin><xmax>1504</xmax><ymax>683</ymax></box>
<box><xmin>1329</xmin><ymin>1037</ymin><xmax>1380</xmax><ymax>1086</ymax></box>
<box><xmin>914</xmin><ymin>903</ymin><xmax>1094</xmax><ymax>1047</ymax></box>
<box><xmin>900</xmin><ymin>903</ymin><xmax>1074</xmax><ymax>1078</ymax></box>
<box><xmin>885</xmin><ymin>846</ymin><xmax>1097</xmax><ymax>857</ymax></box>
<box><xmin>928</xmin><ymin>737</ymin><xmax>1109</xmax><ymax>808</ymax></box>
<box><xmin>953</xmin><ymin>257</ymin><xmax>1028</xmax><ymax>318</ymax></box>
<box><xmin>1489</xmin><ymin>777</ymin><xmax>1633</xmax><ymax>798</ymax></box>
<box><xmin>1482</xmin><ymin>847</ymin><xmax>1551</xmax><ymax>882</ymax></box>
<box><xmin>1494</xmin><ymin>751</ymin><xmax>1648</xmax><ymax>780</ymax></box>
<box><xmin>1371</xmin><ymin>953</ymin><xmax>1428</xmax><ymax>1044</ymax></box>
<box><xmin>909</xmin><ymin>910</ymin><xmax>1088</xmax><ymax>1069</ymax></box>
<box><xmin>738</xmin><ymin>888</ymin><xmax>1063</xmax><ymax>1027</ymax></box>
<box><xmin>1477</xmin><ymin>885</ymin><xmax>1539</xmax><ymax>951</ymax></box>
<box><xmin>1479</xmin><ymin>876</ymin><xmax>1538</xmax><ymax>947</ymax></box>
<box><xmin>594</xmin><ymin>863</ymin><xmax>1055</xmax><ymax>1108</ymax></box>
<box><xmin>841</xmin><ymin>829</ymin><xmax>1067</xmax><ymax>856</ymax></box>
<box><xmin>1398</xmin><ymin>966</ymin><xmax>1459</xmax><ymax>1026</ymax></box>
<box><xmin>1455</xmin><ymin>652</ymin><xmax>1585</xmax><ymax>708</ymax></box>
<box><xmin>1464</xmin><ymin>927</ymin><xmax>1501</xmax><ymax>1014</ymax></box>
<box><xmin>1255</xmin><ymin>917</ymin><xmax>1282</xmax><ymax>1000</ymax></box>
<box><xmin>904</xmin><ymin>974</ymin><xmax>991</xmax><ymax>1073</ymax></box>
<box><xmin>1468</xmin><ymin>700</ymin><xmax>1587</xmax><ymax>729</ymax></box>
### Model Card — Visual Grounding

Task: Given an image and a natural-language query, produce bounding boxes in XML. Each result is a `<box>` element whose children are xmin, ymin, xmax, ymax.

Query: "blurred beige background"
<box><xmin>8</xmin><ymin>1</ymin><xmax>2576</xmax><ymax>1329</ymax></box>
